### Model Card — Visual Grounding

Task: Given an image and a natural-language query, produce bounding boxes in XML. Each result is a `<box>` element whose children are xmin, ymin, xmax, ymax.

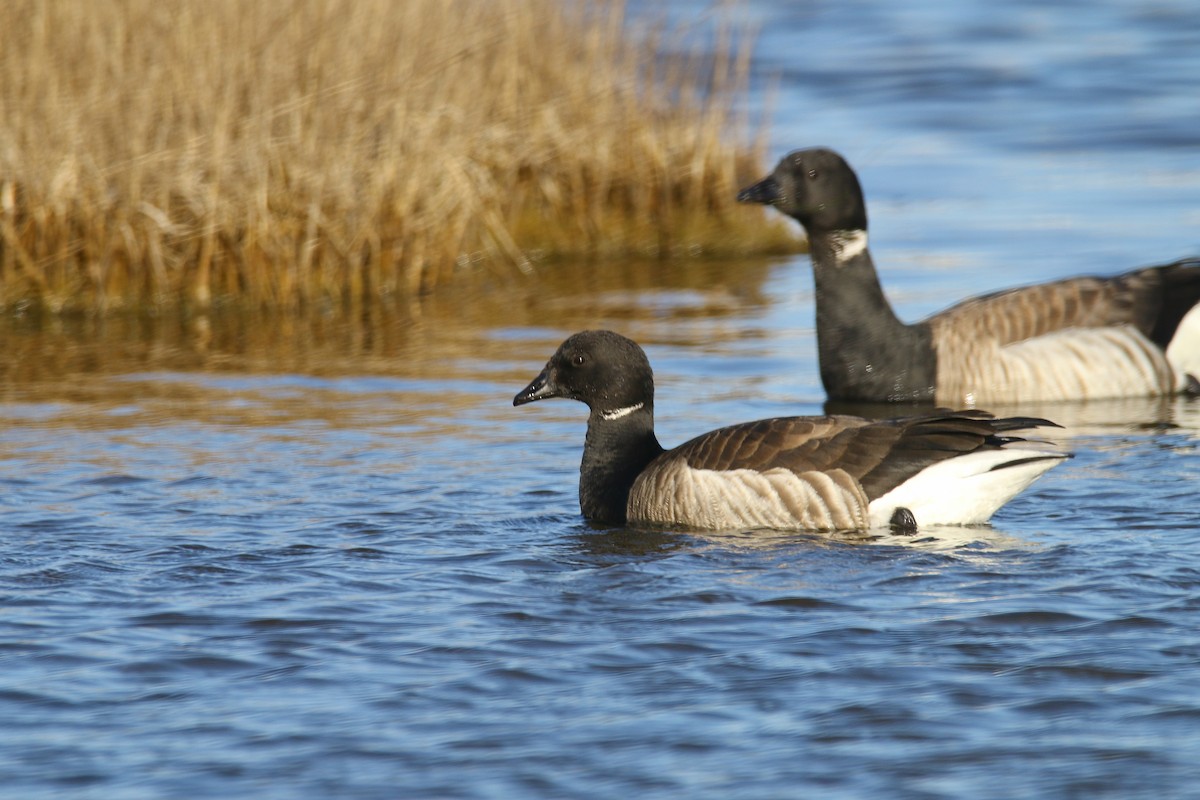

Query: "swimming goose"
<box><xmin>513</xmin><ymin>330</ymin><xmax>1067</xmax><ymax>531</ymax></box>
<box><xmin>737</xmin><ymin>147</ymin><xmax>1200</xmax><ymax>405</ymax></box>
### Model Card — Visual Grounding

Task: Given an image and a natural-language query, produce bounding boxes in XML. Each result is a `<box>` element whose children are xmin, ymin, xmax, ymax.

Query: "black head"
<box><xmin>737</xmin><ymin>147</ymin><xmax>867</xmax><ymax>235</ymax></box>
<box><xmin>513</xmin><ymin>330</ymin><xmax>655</xmax><ymax>415</ymax></box>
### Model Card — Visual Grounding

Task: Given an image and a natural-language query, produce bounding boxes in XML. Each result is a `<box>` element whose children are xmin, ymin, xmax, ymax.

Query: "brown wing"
<box><xmin>928</xmin><ymin>260</ymin><xmax>1200</xmax><ymax>349</ymax></box>
<box><xmin>662</xmin><ymin>411</ymin><xmax>1051</xmax><ymax>501</ymax></box>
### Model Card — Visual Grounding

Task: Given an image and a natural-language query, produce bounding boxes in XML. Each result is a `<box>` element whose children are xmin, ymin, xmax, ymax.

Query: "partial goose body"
<box><xmin>514</xmin><ymin>330</ymin><xmax>1068</xmax><ymax>532</ymax></box>
<box><xmin>737</xmin><ymin>147</ymin><xmax>1200</xmax><ymax>406</ymax></box>
<box><xmin>930</xmin><ymin>266</ymin><xmax>1200</xmax><ymax>404</ymax></box>
<box><xmin>628</xmin><ymin>415</ymin><xmax>1066</xmax><ymax>531</ymax></box>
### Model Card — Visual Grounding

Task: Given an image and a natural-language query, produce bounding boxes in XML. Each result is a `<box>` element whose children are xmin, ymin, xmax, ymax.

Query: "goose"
<box><xmin>737</xmin><ymin>147</ymin><xmax>1200</xmax><ymax>405</ymax></box>
<box><xmin>513</xmin><ymin>330</ymin><xmax>1067</xmax><ymax>531</ymax></box>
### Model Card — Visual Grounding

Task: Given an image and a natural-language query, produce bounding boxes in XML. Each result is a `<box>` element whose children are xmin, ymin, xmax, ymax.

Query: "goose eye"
<box><xmin>808</xmin><ymin>169</ymin><xmax>819</xmax><ymax>179</ymax></box>
<box><xmin>571</xmin><ymin>354</ymin><xmax>586</xmax><ymax>367</ymax></box>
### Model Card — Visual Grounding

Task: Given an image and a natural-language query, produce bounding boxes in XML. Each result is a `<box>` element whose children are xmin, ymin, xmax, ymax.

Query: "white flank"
<box><xmin>939</xmin><ymin>325</ymin><xmax>1182</xmax><ymax>405</ymax></box>
<box><xmin>600</xmin><ymin>402</ymin><xmax>644</xmax><ymax>421</ymax></box>
<box><xmin>831</xmin><ymin>229</ymin><xmax>868</xmax><ymax>261</ymax></box>
<box><xmin>1165</xmin><ymin>302</ymin><xmax>1200</xmax><ymax>383</ymax></box>
<box><xmin>867</xmin><ymin>448</ymin><xmax>1066</xmax><ymax>528</ymax></box>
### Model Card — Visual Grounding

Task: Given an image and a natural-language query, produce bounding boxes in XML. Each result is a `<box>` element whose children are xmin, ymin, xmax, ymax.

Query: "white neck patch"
<box><xmin>830</xmin><ymin>229</ymin><xmax>868</xmax><ymax>261</ymax></box>
<box><xmin>600</xmin><ymin>402</ymin><xmax>644</xmax><ymax>421</ymax></box>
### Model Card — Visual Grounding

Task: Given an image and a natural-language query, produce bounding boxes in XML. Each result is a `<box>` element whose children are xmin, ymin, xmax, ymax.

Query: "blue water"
<box><xmin>748</xmin><ymin>0</ymin><xmax>1200</xmax><ymax>311</ymax></box>
<box><xmin>3</xmin><ymin>1</ymin><xmax>1200</xmax><ymax>797</ymax></box>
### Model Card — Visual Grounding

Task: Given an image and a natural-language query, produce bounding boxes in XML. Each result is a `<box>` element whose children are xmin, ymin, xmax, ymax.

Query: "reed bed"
<box><xmin>0</xmin><ymin>0</ymin><xmax>795</xmax><ymax>314</ymax></box>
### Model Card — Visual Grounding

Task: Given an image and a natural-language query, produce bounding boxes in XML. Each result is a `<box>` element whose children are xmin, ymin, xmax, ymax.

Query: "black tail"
<box><xmin>1148</xmin><ymin>258</ymin><xmax>1200</xmax><ymax>349</ymax></box>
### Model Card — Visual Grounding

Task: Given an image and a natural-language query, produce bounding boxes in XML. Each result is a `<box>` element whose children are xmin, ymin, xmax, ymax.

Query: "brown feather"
<box><xmin>929</xmin><ymin>264</ymin><xmax>1200</xmax><ymax>348</ymax></box>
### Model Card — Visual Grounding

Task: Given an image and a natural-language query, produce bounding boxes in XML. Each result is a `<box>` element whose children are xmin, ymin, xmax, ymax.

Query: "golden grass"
<box><xmin>0</xmin><ymin>0</ymin><xmax>796</xmax><ymax>314</ymax></box>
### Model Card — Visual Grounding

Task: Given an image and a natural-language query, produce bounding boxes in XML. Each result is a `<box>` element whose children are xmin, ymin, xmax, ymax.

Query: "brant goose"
<box><xmin>737</xmin><ymin>147</ymin><xmax>1200</xmax><ymax>405</ymax></box>
<box><xmin>513</xmin><ymin>330</ymin><xmax>1067</xmax><ymax>531</ymax></box>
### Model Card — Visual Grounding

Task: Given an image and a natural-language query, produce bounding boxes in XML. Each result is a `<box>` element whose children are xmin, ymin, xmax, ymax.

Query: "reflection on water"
<box><xmin>580</xmin><ymin>522</ymin><xmax>1040</xmax><ymax>558</ymax></box>
<box><xmin>0</xmin><ymin>257</ymin><xmax>778</xmax><ymax>385</ymax></box>
<box><xmin>0</xmin><ymin>258</ymin><xmax>785</xmax><ymax>461</ymax></box>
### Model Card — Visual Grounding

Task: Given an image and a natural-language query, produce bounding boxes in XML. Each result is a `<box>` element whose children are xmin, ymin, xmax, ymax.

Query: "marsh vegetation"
<box><xmin>0</xmin><ymin>0</ymin><xmax>795</xmax><ymax>314</ymax></box>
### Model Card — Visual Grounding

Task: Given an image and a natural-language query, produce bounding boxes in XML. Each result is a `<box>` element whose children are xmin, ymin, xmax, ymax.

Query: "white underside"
<box><xmin>938</xmin><ymin>325</ymin><xmax>1184</xmax><ymax>405</ymax></box>
<box><xmin>1166</xmin><ymin>302</ymin><xmax>1200</xmax><ymax>383</ymax></box>
<box><xmin>867</xmin><ymin>447</ymin><xmax>1065</xmax><ymax>527</ymax></box>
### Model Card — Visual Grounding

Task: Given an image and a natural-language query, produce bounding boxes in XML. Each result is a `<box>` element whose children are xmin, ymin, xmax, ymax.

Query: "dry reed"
<box><xmin>0</xmin><ymin>0</ymin><xmax>795</xmax><ymax>314</ymax></box>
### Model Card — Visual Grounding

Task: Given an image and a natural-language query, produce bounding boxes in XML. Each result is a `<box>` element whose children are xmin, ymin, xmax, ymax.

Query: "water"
<box><xmin>3</xmin><ymin>1</ymin><xmax>1200</xmax><ymax>797</ymax></box>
